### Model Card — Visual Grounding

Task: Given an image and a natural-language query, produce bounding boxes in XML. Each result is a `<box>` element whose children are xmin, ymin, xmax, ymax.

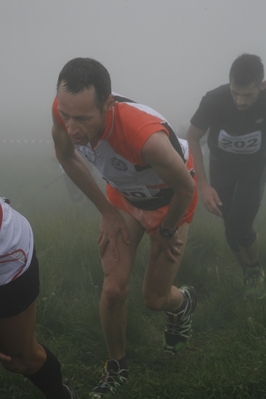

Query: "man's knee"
<box><xmin>238</xmin><ymin>229</ymin><xmax>257</xmax><ymax>248</ymax></box>
<box><xmin>102</xmin><ymin>281</ymin><xmax>129</xmax><ymax>305</ymax></box>
<box><xmin>1</xmin><ymin>355</ymin><xmax>28</xmax><ymax>374</ymax></box>
<box><xmin>225</xmin><ymin>225</ymin><xmax>257</xmax><ymax>251</ymax></box>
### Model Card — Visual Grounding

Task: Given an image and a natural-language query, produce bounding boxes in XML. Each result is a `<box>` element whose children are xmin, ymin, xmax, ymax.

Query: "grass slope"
<box><xmin>1</xmin><ymin>185</ymin><xmax>266</xmax><ymax>398</ymax></box>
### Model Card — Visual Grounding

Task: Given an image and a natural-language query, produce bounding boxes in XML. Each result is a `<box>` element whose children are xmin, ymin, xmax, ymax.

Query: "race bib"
<box><xmin>109</xmin><ymin>182</ymin><xmax>152</xmax><ymax>200</ymax></box>
<box><xmin>218</xmin><ymin>130</ymin><xmax>261</xmax><ymax>154</ymax></box>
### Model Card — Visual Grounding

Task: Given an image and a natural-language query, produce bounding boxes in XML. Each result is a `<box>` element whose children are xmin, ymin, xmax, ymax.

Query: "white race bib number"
<box><xmin>108</xmin><ymin>183</ymin><xmax>152</xmax><ymax>200</ymax></box>
<box><xmin>120</xmin><ymin>185</ymin><xmax>152</xmax><ymax>200</ymax></box>
<box><xmin>218</xmin><ymin>130</ymin><xmax>261</xmax><ymax>154</ymax></box>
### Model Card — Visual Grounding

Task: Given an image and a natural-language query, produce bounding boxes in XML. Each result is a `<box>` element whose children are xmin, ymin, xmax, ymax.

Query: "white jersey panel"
<box><xmin>0</xmin><ymin>198</ymin><xmax>34</xmax><ymax>285</ymax></box>
<box><xmin>76</xmin><ymin>141</ymin><xmax>168</xmax><ymax>201</ymax></box>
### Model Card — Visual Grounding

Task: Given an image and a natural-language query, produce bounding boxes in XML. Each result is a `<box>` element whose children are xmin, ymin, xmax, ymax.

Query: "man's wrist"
<box><xmin>159</xmin><ymin>224</ymin><xmax>178</xmax><ymax>238</ymax></box>
<box><xmin>198</xmin><ymin>181</ymin><xmax>209</xmax><ymax>191</ymax></box>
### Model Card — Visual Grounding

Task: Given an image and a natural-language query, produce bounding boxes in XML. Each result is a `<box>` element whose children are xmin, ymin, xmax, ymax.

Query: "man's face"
<box><xmin>230</xmin><ymin>80</ymin><xmax>261</xmax><ymax>111</ymax></box>
<box><xmin>57</xmin><ymin>84</ymin><xmax>113</xmax><ymax>146</ymax></box>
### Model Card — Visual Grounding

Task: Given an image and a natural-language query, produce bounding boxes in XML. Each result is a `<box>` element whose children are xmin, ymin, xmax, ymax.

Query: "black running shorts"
<box><xmin>0</xmin><ymin>249</ymin><xmax>40</xmax><ymax>318</ymax></box>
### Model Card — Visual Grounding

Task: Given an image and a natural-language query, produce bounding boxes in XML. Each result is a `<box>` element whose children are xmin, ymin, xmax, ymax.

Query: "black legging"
<box><xmin>209</xmin><ymin>158</ymin><xmax>266</xmax><ymax>251</ymax></box>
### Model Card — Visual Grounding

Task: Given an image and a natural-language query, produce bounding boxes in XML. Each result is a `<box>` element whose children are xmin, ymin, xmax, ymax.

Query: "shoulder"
<box><xmin>115</xmin><ymin>100</ymin><xmax>164</xmax><ymax>120</ymax></box>
<box><xmin>112</xmin><ymin>93</ymin><xmax>168</xmax><ymax>122</ymax></box>
<box><xmin>196</xmin><ymin>84</ymin><xmax>232</xmax><ymax>117</ymax></box>
<box><xmin>113</xmin><ymin>101</ymin><xmax>170</xmax><ymax>138</ymax></box>
<box><xmin>191</xmin><ymin>84</ymin><xmax>232</xmax><ymax>129</ymax></box>
<box><xmin>142</xmin><ymin>131</ymin><xmax>175</xmax><ymax>162</ymax></box>
<box><xmin>202</xmin><ymin>84</ymin><xmax>230</xmax><ymax>104</ymax></box>
<box><xmin>110</xmin><ymin>102</ymin><xmax>171</xmax><ymax>165</ymax></box>
<box><xmin>113</xmin><ymin>92</ymin><xmax>136</xmax><ymax>104</ymax></box>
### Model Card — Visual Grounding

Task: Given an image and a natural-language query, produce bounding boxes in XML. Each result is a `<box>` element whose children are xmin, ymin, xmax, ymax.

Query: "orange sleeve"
<box><xmin>108</xmin><ymin>103</ymin><xmax>169</xmax><ymax>166</ymax></box>
<box><xmin>130</xmin><ymin>122</ymin><xmax>169</xmax><ymax>165</ymax></box>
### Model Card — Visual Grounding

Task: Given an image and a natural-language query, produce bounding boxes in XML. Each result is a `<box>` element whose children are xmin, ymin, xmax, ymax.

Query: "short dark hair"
<box><xmin>56</xmin><ymin>58</ymin><xmax>112</xmax><ymax>110</ymax></box>
<box><xmin>229</xmin><ymin>54</ymin><xmax>264</xmax><ymax>87</ymax></box>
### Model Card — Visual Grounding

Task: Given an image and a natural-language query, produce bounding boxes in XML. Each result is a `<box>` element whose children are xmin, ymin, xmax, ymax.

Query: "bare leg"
<box><xmin>0</xmin><ymin>301</ymin><xmax>75</xmax><ymax>399</ymax></box>
<box><xmin>143</xmin><ymin>223</ymin><xmax>189</xmax><ymax>312</ymax></box>
<box><xmin>100</xmin><ymin>209</ymin><xmax>144</xmax><ymax>360</ymax></box>
<box><xmin>0</xmin><ymin>301</ymin><xmax>46</xmax><ymax>375</ymax></box>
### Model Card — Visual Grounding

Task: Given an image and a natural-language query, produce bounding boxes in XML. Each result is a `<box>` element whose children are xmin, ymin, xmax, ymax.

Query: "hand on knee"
<box><xmin>1</xmin><ymin>355</ymin><xmax>27</xmax><ymax>374</ymax></box>
<box><xmin>1</xmin><ymin>346</ymin><xmax>46</xmax><ymax>375</ymax></box>
<box><xmin>0</xmin><ymin>352</ymin><xmax>12</xmax><ymax>362</ymax></box>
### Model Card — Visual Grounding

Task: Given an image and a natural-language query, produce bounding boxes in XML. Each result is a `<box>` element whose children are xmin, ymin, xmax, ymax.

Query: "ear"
<box><xmin>103</xmin><ymin>94</ymin><xmax>114</xmax><ymax>112</ymax></box>
<box><xmin>259</xmin><ymin>80</ymin><xmax>266</xmax><ymax>90</ymax></box>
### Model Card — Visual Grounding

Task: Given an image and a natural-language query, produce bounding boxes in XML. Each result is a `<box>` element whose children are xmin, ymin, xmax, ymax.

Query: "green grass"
<box><xmin>1</xmin><ymin>145</ymin><xmax>266</xmax><ymax>398</ymax></box>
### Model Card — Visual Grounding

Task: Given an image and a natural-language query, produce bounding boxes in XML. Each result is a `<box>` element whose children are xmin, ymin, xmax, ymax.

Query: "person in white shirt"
<box><xmin>0</xmin><ymin>197</ymin><xmax>78</xmax><ymax>399</ymax></box>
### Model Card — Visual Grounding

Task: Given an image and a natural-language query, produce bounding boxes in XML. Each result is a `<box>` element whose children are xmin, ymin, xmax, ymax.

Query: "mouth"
<box><xmin>236</xmin><ymin>105</ymin><xmax>248</xmax><ymax>111</ymax></box>
<box><xmin>72</xmin><ymin>136</ymin><xmax>87</xmax><ymax>144</ymax></box>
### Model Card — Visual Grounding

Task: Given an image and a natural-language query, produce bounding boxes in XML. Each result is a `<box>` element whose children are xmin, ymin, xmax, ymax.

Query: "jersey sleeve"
<box><xmin>109</xmin><ymin>103</ymin><xmax>170</xmax><ymax>166</ymax></box>
<box><xmin>190</xmin><ymin>93</ymin><xmax>213</xmax><ymax>130</ymax></box>
<box><xmin>130</xmin><ymin>123</ymin><xmax>169</xmax><ymax>165</ymax></box>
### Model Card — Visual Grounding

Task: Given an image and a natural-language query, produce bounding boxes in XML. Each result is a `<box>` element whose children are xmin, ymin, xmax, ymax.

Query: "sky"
<box><xmin>1</xmin><ymin>0</ymin><xmax>266</xmax><ymax>144</ymax></box>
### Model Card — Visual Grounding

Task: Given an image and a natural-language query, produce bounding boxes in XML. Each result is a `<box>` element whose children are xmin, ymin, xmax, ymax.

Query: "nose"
<box><xmin>235</xmin><ymin>95</ymin><xmax>246</xmax><ymax>107</ymax></box>
<box><xmin>66</xmin><ymin>118</ymin><xmax>79</xmax><ymax>135</ymax></box>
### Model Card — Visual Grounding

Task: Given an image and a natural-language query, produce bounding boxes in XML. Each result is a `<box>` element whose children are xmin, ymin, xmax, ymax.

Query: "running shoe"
<box><xmin>89</xmin><ymin>359</ymin><xmax>129</xmax><ymax>398</ymax></box>
<box><xmin>244</xmin><ymin>265</ymin><xmax>266</xmax><ymax>300</ymax></box>
<box><xmin>63</xmin><ymin>379</ymin><xmax>79</xmax><ymax>399</ymax></box>
<box><xmin>163</xmin><ymin>286</ymin><xmax>197</xmax><ymax>354</ymax></box>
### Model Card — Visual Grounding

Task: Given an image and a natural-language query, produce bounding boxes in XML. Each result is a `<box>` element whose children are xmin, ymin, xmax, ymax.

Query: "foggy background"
<box><xmin>1</xmin><ymin>0</ymin><xmax>266</xmax><ymax>208</ymax></box>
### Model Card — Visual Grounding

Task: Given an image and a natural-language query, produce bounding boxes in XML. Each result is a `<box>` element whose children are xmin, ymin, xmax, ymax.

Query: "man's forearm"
<box><xmin>160</xmin><ymin>187</ymin><xmax>194</xmax><ymax>230</ymax></box>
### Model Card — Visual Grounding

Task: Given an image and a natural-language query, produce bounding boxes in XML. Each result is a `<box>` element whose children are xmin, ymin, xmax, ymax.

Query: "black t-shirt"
<box><xmin>190</xmin><ymin>84</ymin><xmax>266</xmax><ymax>164</ymax></box>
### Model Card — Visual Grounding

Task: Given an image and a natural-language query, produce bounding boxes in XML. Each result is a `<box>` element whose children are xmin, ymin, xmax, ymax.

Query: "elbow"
<box><xmin>174</xmin><ymin>173</ymin><xmax>196</xmax><ymax>204</ymax></box>
<box><xmin>175</xmin><ymin>186</ymin><xmax>194</xmax><ymax>206</ymax></box>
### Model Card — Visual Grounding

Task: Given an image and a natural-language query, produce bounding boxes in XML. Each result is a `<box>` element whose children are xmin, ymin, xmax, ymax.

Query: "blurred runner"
<box><xmin>0</xmin><ymin>197</ymin><xmax>79</xmax><ymax>399</ymax></box>
<box><xmin>187</xmin><ymin>54</ymin><xmax>266</xmax><ymax>300</ymax></box>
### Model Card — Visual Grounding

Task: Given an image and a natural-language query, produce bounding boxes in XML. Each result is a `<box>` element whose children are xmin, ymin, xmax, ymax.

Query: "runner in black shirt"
<box><xmin>187</xmin><ymin>54</ymin><xmax>266</xmax><ymax>300</ymax></box>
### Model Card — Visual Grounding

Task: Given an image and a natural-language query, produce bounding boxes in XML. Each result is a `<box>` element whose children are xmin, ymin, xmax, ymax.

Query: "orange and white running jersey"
<box><xmin>53</xmin><ymin>94</ymin><xmax>191</xmax><ymax>210</ymax></box>
<box><xmin>0</xmin><ymin>198</ymin><xmax>33</xmax><ymax>285</ymax></box>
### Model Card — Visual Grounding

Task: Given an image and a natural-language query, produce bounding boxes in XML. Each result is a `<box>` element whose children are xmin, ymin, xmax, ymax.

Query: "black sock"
<box><xmin>24</xmin><ymin>345</ymin><xmax>69</xmax><ymax>399</ymax></box>
<box><xmin>108</xmin><ymin>356</ymin><xmax>128</xmax><ymax>372</ymax></box>
<box><xmin>117</xmin><ymin>356</ymin><xmax>128</xmax><ymax>370</ymax></box>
